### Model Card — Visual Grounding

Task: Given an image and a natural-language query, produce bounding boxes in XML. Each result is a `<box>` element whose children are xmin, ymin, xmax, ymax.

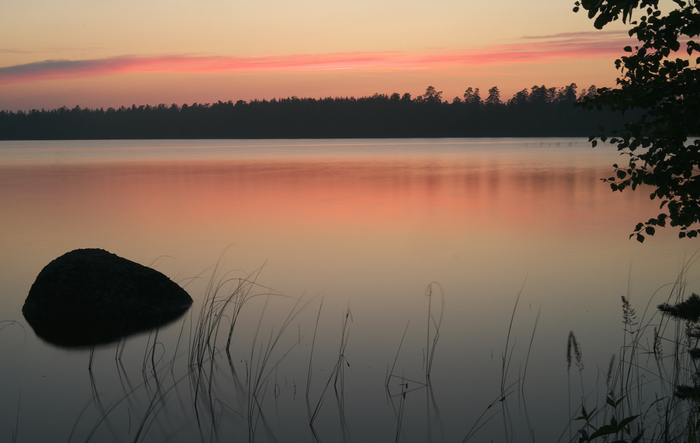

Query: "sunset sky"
<box><xmin>0</xmin><ymin>0</ymin><xmax>635</xmax><ymax>111</ymax></box>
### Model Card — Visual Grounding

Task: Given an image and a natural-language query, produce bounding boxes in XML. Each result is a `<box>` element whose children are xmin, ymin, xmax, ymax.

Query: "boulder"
<box><xmin>22</xmin><ymin>248</ymin><xmax>193</xmax><ymax>347</ymax></box>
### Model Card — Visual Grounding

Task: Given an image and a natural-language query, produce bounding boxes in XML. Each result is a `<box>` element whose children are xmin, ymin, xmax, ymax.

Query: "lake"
<box><xmin>1</xmin><ymin>138</ymin><xmax>698</xmax><ymax>442</ymax></box>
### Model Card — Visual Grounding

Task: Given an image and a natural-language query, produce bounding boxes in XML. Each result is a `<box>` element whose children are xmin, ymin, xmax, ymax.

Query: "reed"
<box><xmin>385</xmin><ymin>320</ymin><xmax>411</xmax><ymax>389</ymax></box>
<box><xmin>187</xmin><ymin>263</ymin><xmax>275</xmax><ymax>398</ymax></box>
<box><xmin>381</xmin><ymin>283</ymin><xmax>446</xmax><ymax>441</ymax></box>
<box><xmin>243</xmin><ymin>293</ymin><xmax>314</xmax><ymax>441</ymax></box>
<box><xmin>394</xmin><ymin>380</ymin><xmax>408</xmax><ymax>443</ymax></box>
<box><xmin>502</xmin><ymin>278</ymin><xmax>527</xmax><ymax>399</ymax></box>
<box><xmin>424</xmin><ymin>282</ymin><xmax>444</xmax><ymax>379</ymax></box>
<box><xmin>305</xmin><ymin>299</ymin><xmax>324</xmax><ymax>402</ymax></box>
<box><xmin>180</xmin><ymin>258</ymin><xmax>320</xmax><ymax>442</ymax></box>
<box><xmin>0</xmin><ymin>319</ymin><xmax>23</xmax><ymax>334</ymax></box>
<box><xmin>569</xmin><ymin>255</ymin><xmax>700</xmax><ymax>443</ymax></box>
<box><xmin>462</xmin><ymin>278</ymin><xmax>540</xmax><ymax>442</ymax></box>
<box><xmin>308</xmin><ymin>306</ymin><xmax>353</xmax><ymax>428</ymax></box>
<box><xmin>19</xmin><ymin>252</ymin><xmax>700</xmax><ymax>443</ymax></box>
<box><xmin>11</xmin><ymin>390</ymin><xmax>20</xmax><ymax>443</ymax></box>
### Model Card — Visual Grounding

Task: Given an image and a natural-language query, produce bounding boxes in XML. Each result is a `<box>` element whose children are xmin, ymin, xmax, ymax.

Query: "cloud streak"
<box><xmin>0</xmin><ymin>31</ymin><xmax>633</xmax><ymax>85</ymax></box>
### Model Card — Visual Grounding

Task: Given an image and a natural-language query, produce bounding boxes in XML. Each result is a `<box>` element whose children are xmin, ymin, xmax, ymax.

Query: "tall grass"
<box><xmin>183</xmin><ymin>260</ymin><xmax>317</xmax><ymax>442</ymax></box>
<box><xmin>13</xmin><ymin>255</ymin><xmax>700</xmax><ymax>443</ymax></box>
<box><xmin>425</xmin><ymin>282</ymin><xmax>444</xmax><ymax>379</ymax></box>
<box><xmin>461</xmin><ymin>279</ymin><xmax>540</xmax><ymax>443</ymax></box>
<box><xmin>382</xmin><ymin>283</ymin><xmax>443</xmax><ymax>441</ymax></box>
<box><xmin>307</xmin><ymin>305</ymin><xmax>352</xmax><ymax>434</ymax></box>
<box><xmin>568</xmin><ymin>256</ymin><xmax>700</xmax><ymax>443</ymax></box>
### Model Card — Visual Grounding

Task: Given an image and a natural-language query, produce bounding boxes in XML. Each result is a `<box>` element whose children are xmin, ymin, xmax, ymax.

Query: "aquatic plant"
<box><xmin>570</xmin><ymin>258</ymin><xmax>700</xmax><ymax>442</ymax></box>
<box><xmin>461</xmin><ymin>279</ymin><xmax>541</xmax><ymax>443</ymax></box>
<box><xmin>184</xmin><ymin>260</ymin><xmax>316</xmax><ymax>441</ymax></box>
<box><xmin>14</xmin><ymin>252</ymin><xmax>700</xmax><ymax>443</ymax></box>
<box><xmin>424</xmin><ymin>282</ymin><xmax>444</xmax><ymax>379</ymax></box>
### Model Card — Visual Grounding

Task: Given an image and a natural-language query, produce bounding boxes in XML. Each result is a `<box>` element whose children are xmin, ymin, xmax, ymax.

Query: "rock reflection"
<box><xmin>22</xmin><ymin>248</ymin><xmax>192</xmax><ymax>348</ymax></box>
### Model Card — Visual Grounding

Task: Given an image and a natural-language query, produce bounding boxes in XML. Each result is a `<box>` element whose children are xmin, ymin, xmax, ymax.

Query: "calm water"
<box><xmin>0</xmin><ymin>138</ymin><xmax>698</xmax><ymax>442</ymax></box>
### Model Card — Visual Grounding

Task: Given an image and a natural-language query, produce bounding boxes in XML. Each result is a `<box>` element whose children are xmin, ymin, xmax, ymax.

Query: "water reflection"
<box><xmin>0</xmin><ymin>139</ymin><xmax>698</xmax><ymax>442</ymax></box>
<box><xmin>22</xmin><ymin>248</ymin><xmax>192</xmax><ymax>348</ymax></box>
<box><xmin>0</xmin><ymin>156</ymin><xmax>648</xmax><ymax>236</ymax></box>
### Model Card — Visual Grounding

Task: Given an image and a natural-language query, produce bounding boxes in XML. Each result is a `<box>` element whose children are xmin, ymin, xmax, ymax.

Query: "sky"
<box><xmin>0</xmin><ymin>0</ymin><xmax>636</xmax><ymax>111</ymax></box>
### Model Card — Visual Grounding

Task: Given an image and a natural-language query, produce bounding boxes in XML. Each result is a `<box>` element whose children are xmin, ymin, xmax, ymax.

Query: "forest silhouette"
<box><xmin>0</xmin><ymin>84</ymin><xmax>632</xmax><ymax>139</ymax></box>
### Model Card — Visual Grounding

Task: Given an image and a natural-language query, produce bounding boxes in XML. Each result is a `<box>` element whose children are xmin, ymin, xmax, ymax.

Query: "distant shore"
<box><xmin>0</xmin><ymin>86</ymin><xmax>631</xmax><ymax>140</ymax></box>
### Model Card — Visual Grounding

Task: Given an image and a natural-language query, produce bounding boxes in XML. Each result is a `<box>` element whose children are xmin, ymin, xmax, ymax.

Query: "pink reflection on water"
<box><xmin>1</xmin><ymin>140</ymin><xmax>697</xmax><ymax>443</ymax></box>
<box><xmin>0</xmin><ymin>157</ymin><xmax>649</xmax><ymax>241</ymax></box>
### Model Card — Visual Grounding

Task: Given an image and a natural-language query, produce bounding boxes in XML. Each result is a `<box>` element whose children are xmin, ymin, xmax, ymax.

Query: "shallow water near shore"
<box><xmin>1</xmin><ymin>138</ymin><xmax>698</xmax><ymax>442</ymax></box>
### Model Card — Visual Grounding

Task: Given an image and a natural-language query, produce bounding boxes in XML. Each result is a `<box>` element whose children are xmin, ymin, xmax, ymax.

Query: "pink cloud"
<box><xmin>0</xmin><ymin>31</ymin><xmax>634</xmax><ymax>85</ymax></box>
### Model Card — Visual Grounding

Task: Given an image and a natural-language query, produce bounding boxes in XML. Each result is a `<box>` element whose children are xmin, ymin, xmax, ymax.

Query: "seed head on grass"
<box><xmin>567</xmin><ymin>331</ymin><xmax>583</xmax><ymax>373</ymax></box>
<box><xmin>622</xmin><ymin>296</ymin><xmax>638</xmax><ymax>335</ymax></box>
<box><xmin>606</xmin><ymin>354</ymin><xmax>616</xmax><ymax>391</ymax></box>
<box><xmin>652</xmin><ymin>327</ymin><xmax>663</xmax><ymax>358</ymax></box>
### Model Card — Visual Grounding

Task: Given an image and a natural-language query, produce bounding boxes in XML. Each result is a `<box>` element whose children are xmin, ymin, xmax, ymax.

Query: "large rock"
<box><xmin>22</xmin><ymin>248</ymin><xmax>193</xmax><ymax>347</ymax></box>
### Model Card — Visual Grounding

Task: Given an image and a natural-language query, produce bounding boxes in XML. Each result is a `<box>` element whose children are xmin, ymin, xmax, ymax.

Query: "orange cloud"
<box><xmin>0</xmin><ymin>31</ymin><xmax>633</xmax><ymax>85</ymax></box>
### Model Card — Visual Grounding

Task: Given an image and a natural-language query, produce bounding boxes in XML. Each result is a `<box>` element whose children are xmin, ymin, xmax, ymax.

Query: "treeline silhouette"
<box><xmin>0</xmin><ymin>84</ymin><xmax>630</xmax><ymax>139</ymax></box>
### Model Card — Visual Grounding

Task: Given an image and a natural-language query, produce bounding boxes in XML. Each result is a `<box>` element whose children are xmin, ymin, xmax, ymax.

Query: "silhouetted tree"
<box><xmin>463</xmin><ymin>87</ymin><xmax>481</xmax><ymax>106</ymax></box>
<box><xmin>529</xmin><ymin>85</ymin><xmax>556</xmax><ymax>106</ymax></box>
<box><xmin>485</xmin><ymin>86</ymin><xmax>502</xmax><ymax>106</ymax></box>
<box><xmin>508</xmin><ymin>88</ymin><xmax>529</xmax><ymax>106</ymax></box>
<box><xmin>556</xmin><ymin>83</ymin><xmax>578</xmax><ymax>104</ymax></box>
<box><xmin>0</xmin><ymin>84</ymin><xmax>628</xmax><ymax>139</ymax></box>
<box><xmin>420</xmin><ymin>86</ymin><xmax>443</xmax><ymax>104</ymax></box>
<box><xmin>577</xmin><ymin>85</ymin><xmax>598</xmax><ymax>101</ymax></box>
<box><xmin>575</xmin><ymin>0</ymin><xmax>700</xmax><ymax>241</ymax></box>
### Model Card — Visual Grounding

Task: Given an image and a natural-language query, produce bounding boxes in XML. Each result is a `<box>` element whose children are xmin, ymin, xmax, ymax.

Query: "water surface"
<box><xmin>1</xmin><ymin>138</ymin><xmax>697</xmax><ymax>442</ymax></box>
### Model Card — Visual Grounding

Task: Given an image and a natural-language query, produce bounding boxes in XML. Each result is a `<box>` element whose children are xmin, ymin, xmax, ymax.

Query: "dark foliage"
<box><xmin>574</xmin><ymin>0</ymin><xmax>700</xmax><ymax>241</ymax></box>
<box><xmin>674</xmin><ymin>385</ymin><xmax>700</xmax><ymax>401</ymax></box>
<box><xmin>658</xmin><ymin>293</ymin><xmax>700</xmax><ymax>323</ymax></box>
<box><xmin>659</xmin><ymin>293</ymin><xmax>700</xmax><ymax>404</ymax></box>
<box><xmin>0</xmin><ymin>85</ymin><xmax>630</xmax><ymax>140</ymax></box>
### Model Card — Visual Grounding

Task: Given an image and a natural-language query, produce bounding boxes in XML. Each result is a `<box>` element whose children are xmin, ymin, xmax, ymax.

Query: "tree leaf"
<box><xmin>576</xmin><ymin>0</ymin><xmax>700</xmax><ymax>241</ymax></box>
